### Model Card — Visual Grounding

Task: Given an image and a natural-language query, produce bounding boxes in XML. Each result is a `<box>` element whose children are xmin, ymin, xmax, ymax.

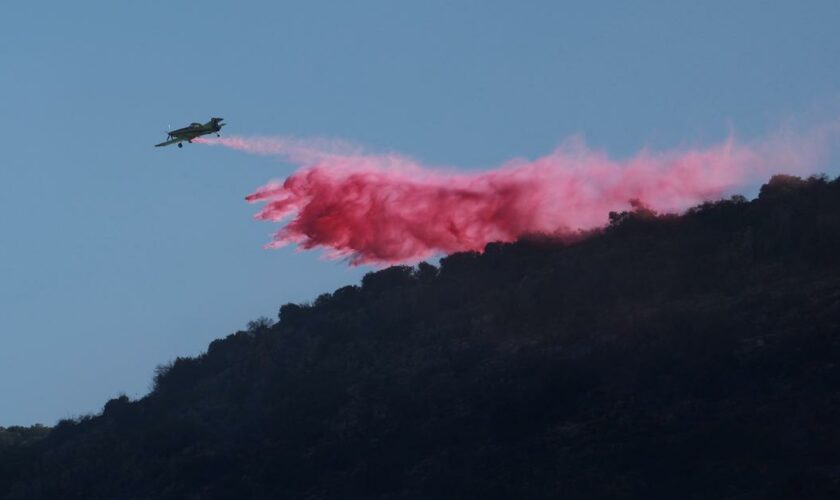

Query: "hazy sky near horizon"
<box><xmin>2</xmin><ymin>1</ymin><xmax>840</xmax><ymax>425</ymax></box>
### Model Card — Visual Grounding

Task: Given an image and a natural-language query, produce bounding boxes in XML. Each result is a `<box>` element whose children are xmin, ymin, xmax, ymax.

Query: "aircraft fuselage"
<box><xmin>155</xmin><ymin>117</ymin><xmax>225</xmax><ymax>148</ymax></box>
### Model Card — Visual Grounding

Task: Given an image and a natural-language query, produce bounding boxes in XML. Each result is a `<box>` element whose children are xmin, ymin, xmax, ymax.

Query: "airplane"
<box><xmin>154</xmin><ymin>117</ymin><xmax>226</xmax><ymax>148</ymax></box>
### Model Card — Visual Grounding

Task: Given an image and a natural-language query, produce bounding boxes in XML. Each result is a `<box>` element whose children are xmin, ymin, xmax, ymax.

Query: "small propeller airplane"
<box><xmin>155</xmin><ymin>117</ymin><xmax>226</xmax><ymax>148</ymax></box>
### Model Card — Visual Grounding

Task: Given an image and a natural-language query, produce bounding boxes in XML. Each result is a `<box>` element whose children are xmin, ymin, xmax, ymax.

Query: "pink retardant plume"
<box><xmin>198</xmin><ymin>123</ymin><xmax>837</xmax><ymax>265</ymax></box>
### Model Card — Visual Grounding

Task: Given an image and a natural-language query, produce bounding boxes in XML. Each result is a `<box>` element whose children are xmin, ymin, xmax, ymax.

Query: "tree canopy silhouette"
<box><xmin>3</xmin><ymin>174</ymin><xmax>840</xmax><ymax>499</ymax></box>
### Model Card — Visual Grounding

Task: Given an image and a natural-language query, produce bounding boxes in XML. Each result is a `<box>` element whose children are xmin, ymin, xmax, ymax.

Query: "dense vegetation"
<box><xmin>3</xmin><ymin>174</ymin><xmax>840</xmax><ymax>499</ymax></box>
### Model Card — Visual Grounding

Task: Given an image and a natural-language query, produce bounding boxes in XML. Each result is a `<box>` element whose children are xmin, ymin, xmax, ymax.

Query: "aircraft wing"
<box><xmin>154</xmin><ymin>138</ymin><xmax>182</xmax><ymax>147</ymax></box>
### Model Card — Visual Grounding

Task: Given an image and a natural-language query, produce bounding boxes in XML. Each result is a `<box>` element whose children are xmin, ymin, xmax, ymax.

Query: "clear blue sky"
<box><xmin>2</xmin><ymin>1</ymin><xmax>839</xmax><ymax>425</ymax></box>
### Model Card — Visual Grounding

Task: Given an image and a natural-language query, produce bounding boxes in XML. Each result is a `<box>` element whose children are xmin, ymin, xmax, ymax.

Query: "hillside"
<box><xmin>3</xmin><ymin>174</ymin><xmax>840</xmax><ymax>499</ymax></box>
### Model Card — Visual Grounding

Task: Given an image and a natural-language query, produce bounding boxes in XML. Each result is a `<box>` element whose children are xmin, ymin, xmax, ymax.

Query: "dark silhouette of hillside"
<box><xmin>3</xmin><ymin>174</ymin><xmax>840</xmax><ymax>499</ymax></box>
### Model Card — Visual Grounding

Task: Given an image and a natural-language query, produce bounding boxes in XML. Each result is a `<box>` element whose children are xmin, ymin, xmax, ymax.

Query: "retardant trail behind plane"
<box><xmin>198</xmin><ymin>122</ymin><xmax>838</xmax><ymax>265</ymax></box>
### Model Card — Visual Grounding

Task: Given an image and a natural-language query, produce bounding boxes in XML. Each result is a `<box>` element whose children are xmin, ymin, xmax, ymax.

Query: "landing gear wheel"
<box><xmin>177</xmin><ymin>143</ymin><xmax>183</xmax><ymax>148</ymax></box>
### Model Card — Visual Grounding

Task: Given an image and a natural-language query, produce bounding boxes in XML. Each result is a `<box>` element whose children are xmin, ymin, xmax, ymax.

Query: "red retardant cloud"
<box><xmin>198</xmin><ymin>124</ymin><xmax>837</xmax><ymax>265</ymax></box>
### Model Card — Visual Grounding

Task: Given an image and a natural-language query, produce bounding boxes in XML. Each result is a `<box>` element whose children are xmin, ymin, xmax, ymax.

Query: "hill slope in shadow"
<box><xmin>4</xmin><ymin>174</ymin><xmax>840</xmax><ymax>499</ymax></box>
